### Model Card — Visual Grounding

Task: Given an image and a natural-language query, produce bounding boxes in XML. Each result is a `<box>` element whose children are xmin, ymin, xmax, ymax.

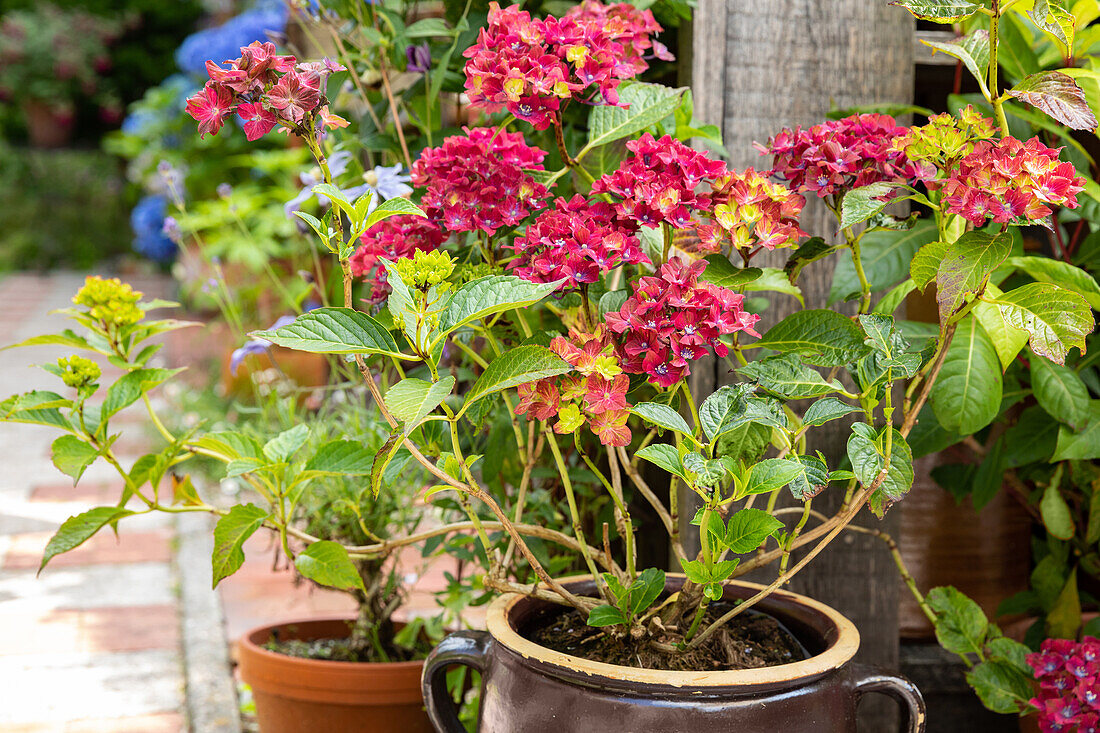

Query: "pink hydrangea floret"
<box><xmin>936</xmin><ymin>136</ymin><xmax>1085</xmax><ymax>226</ymax></box>
<box><xmin>1027</xmin><ymin>636</ymin><xmax>1100</xmax><ymax>732</ymax></box>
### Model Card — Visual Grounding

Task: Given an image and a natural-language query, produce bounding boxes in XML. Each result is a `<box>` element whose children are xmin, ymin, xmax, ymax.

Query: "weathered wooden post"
<box><xmin>687</xmin><ymin>2</ymin><xmax>915</xmax><ymax>729</ymax></box>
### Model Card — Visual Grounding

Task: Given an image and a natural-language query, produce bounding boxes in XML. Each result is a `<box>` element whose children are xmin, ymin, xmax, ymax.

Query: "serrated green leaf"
<box><xmin>699</xmin><ymin>255</ymin><xmax>762</xmax><ymax>290</ymax></box>
<box><xmin>1029</xmin><ymin>0</ymin><xmax>1075</xmax><ymax>52</ymax></box>
<box><xmin>1003</xmin><ymin>256</ymin><xmax>1100</xmax><ymax>310</ymax></box>
<box><xmin>993</xmin><ymin>283</ymin><xmax>1093</xmax><ymax>365</ymax></box>
<box><xmin>783</xmin><ymin>237</ymin><xmax>837</xmax><ymax>284</ymax></box>
<box><xmin>936</xmin><ymin>230</ymin><xmax>1013</xmax><ymax>320</ymax></box>
<box><xmin>1031</xmin><ymin>356</ymin><xmax>1089</xmax><ymax>430</ymax></box>
<box><xmin>460</xmin><ymin>346</ymin><xmax>570</xmax><ymax>413</ymax></box>
<box><xmin>211</xmin><ymin>504</ymin><xmax>268</xmax><ymax>587</ymax></box>
<box><xmin>965</xmin><ymin>661</ymin><xmax>1033</xmax><ymax>715</ymax></box>
<box><xmin>737</xmin><ymin>353</ymin><xmax>845</xmax><ymax>399</ymax></box>
<box><xmin>0</xmin><ymin>391</ymin><xmax>73</xmax><ymax>431</ymax></box>
<box><xmin>971</xmin><ymin>298</ymin><xmax>1029</xmax><ymax>370</ymax></box>
<box><xmin>911</xmin><ymin>239</ymin><xmax>951</xmax><ymax>291</ymax></box>
<box><xmin>190</xmin><ymin>432</ymin><xmax>264</xmax><ymax>462</ymax></box>
<box><xmin>1009</xmin><ymin>71</ymin><xmax>1098</xmax><ymax>131</ymax></box>
<box><xmin>802</xmin><ymin>397</ymin><xmax>860</xmax><ymax>427</ymax></box>
<box><xmin>385</xmin><ymin>376</ymin><xmax>455</xmax><ymax>433</ymax></box>
<box><xmin>51</xmin><ymin>435</ymin><xmax>98</xmax><ymax>483</ymax></box>
<box><xmin>439</xmin><ymin>276</ymin><xmax>563</xmax><ymax>335</ymax></box>
<box><xmin>742</xmin><ymin>267</ymin><xmax>804</xmax><ymax>305</ymax></box>
<box><xmin>263</xmin><ymin>424</ymin><xmax>310</xmax><ymax>462</ymax></box>
<box><xmin>311</xmin><ymin>183</ymin><xmax>355</xmax><ymax>221</ymax></box>
<box><xmin>628</xmin><ymin>568</ymin><xmax>665</xmax><ymax>616</ymax></box>
<box><xmin>838</xmin><ymin>182</ymin><xmax>902</xmax><ymax>230</ymax></box>
<box><xmin>748</xmin><ymin>310</ymin><xmax>868</xmax><ymax>367</ymax></box>
<box><xmin>847</xmin><ymin>425</ymin><xmax>914</xmax><ymax>516</ymax></box>
<box><xmin>295</xmin><ymin>540</ymin><xmax>366</xmax><ymax>593</ymax></box>
<box><xmin>889</xmin><ymin>0</ymin><xmax>981</xmax><ymax>22</ymax></box>
<box><xmin>303</xmin><ymin>440</ymin><xmax>375</xmax><ymax>475</ymax></box>
<box><xmin>744</xmin><ymin>458</ymin><xmax>805</xmax><ymax>497</ymax></box>
<box><xmin>39</xmin><ymin>506</ymin><xmax>134</xmax><ymax>574</ymax></box>
<box><xmin>587</xmin><ymin>604</ymin><xmax>628</xmax><ymax>627</ymax></box>
<box><xmin>788</xmin><ymin>453</ymin><xmax>830</xmax><ymax>501</ymax></box>
<box><xmin>253</xmin><ymin>307</ymin><xmax>409</xmax><ymax>358</ymax></box>
<box><xmin>930</xmin><ymin>318</ymin><xmax>1002</xmax><ymax>435</ymax></box>
<box><xmin>922</xmin><ymin>30</ymin><xmax>991</xmax><ymax>97</ymax></box>
<box><xmin>635</xmin><ymin>443</ymin><xmax>689</xmax><ymax>482</ymax></box>
<box><xmin>100</xmin><ymin>368</ymin><xmax>180</xmax><ymax>423</ymax></box>
<box><xmin>631</xmin><ymin>402</ymin><xmax>694</xmax><ymax>438</ymax></box>
<box><xmin>927</xmin><ymin>586</ymin><xmax>988</xmax><ymax>657</ymax></box>
<box><xmin>1052</xmin><ymin>400</ymin><xmax>1100</xmax><ymax>460</ymax></box>
<box><xmin>720</xmin><ymin>508</ymin><xmax>783</xmax><ymax>554</ymax></box>
<box><xmin>584</xmin><ymin>83</ymin><xmax>685</xmax><ymax>152</ymax></box>
<box><xmin>1040</xmin><ymin>482</ymin><xmax>1076</xmax><ymax>540</ymax></box>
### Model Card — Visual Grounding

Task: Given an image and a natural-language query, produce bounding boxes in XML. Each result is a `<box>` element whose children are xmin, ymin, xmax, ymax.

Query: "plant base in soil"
<box><xmin>526</xmin><ymin>603</ymin><xmax>809</xmax><ymax>671</ymax></box>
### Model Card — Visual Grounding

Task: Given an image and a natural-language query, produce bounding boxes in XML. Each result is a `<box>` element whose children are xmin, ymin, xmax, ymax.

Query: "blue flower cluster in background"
<box><xmin>131</xmin><ymin>195</ymin><xmax>177</xmax><ymax>264</ymax></box>
<box><xmin>119</xmin><ymin>74</ymin><xmax>199</xmax><ymax>142</ymax></box>
<box><xmin>174</xmin><ymin>0</ymin><xmax>289</xmax><ymax>75</ymax></box>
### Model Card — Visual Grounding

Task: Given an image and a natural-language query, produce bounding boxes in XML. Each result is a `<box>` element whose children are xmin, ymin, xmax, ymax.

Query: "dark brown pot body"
<box><xmin>238</xmin><ymin>617</ymin><xmax>433</xmax><ymax>733</ymax></box>
<box><xmin>423</xmin><ymin>579</ymin><xmax>925</xmax><ymax>732</ymax></box>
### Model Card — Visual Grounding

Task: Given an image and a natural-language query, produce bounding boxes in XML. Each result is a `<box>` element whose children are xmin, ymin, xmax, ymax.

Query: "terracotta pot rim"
<box><xmin>238</xmin><ymin>616</ymin><xmax>425</xmax><ymax>672</ymax></box>
<box><xmin>486</xmin><ymin>577</ymin><xmax>860</xmax><ymax>688</ymax></box>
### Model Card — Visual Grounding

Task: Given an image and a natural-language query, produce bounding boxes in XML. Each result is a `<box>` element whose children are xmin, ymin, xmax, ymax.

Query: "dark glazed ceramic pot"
<box><xmin>422</xmin><ymin>578</ymin><xmax>925</xmax><ymax>732</ymax></box>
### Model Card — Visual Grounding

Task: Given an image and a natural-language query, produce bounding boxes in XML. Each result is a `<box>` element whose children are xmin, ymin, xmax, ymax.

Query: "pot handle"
<box><xmin>852</xmin><ymin>664</ymin><xmax>926</xmax><ymax>733</ymax></box>
<box><xmin>421</xmin><ymin>630</ymin><xmax>492</xmax><ymax>733</ymax></box>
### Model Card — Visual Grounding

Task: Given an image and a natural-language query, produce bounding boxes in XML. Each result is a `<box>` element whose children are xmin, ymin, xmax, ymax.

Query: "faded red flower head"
<box><xmin>592</xmin><ymin>133</ymin><xmax>728</xmax><ymax>228</ymax></box>
<box><xmin>508</xmin><ymin>195</ymin><xmax>648</xmax><ymax>290</ymax></box>
<box><xmin>760</xmin><ymin>113</ymin><xmax>925</xmax><ymax>197</ymax></box>
<box><xmin>514</xmin><ymin>327</ymin><xmax>633</xmax><ymax>446</ymax></box>
<box><xmin>605</xmin><ymin>259</ymin><xmax>759</xmax><ymax>387</ymax></box>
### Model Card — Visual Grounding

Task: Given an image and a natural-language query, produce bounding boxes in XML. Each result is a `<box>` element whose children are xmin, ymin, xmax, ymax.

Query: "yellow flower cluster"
<box><xmin>56</xmin><ymin>355</ymin><xmax>101</xmax><ymax>389</ymax></box>
<box><xmin>895</xmin><ymin>106</ymin><xmax>995</xmax><ymax>167</ymax></box>
<box><xmin>72</xmin><ymin>276</ymin><xmax>144</xmax><ymax>327</ymax></box>
<box><xmin>394</xmin><ymin>250</ymin><xmax>456</xmax><ymax>291</ymax></box>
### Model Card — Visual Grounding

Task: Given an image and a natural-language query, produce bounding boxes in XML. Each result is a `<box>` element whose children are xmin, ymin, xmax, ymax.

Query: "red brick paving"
<box><xmin>6</xmin><ymin>712</ymin><xmax>185</xmax><ymax>733</ymax></box>
<box><xmin>0</xmin><ymin>605</ymin><xmax>180</xmax><ymax>655</ymax></box>
<box><xmin>3</xmin><ymin>529</ymin><xmax>173</xmax><ymax>570</ymax></box>
<box><xmin>29</xmin><ymin>481</ymin><xmax>131</xmax><ymax>505</ymax></box>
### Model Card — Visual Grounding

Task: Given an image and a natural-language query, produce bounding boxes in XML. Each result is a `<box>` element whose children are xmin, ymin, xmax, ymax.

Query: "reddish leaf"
<box><xmin>1008</xmin><ymin>72</ymin><xmax>1098</xmax><ymax>131</ymax></box>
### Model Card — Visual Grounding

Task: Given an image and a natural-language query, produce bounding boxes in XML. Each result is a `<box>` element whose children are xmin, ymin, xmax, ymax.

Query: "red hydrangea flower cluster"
<box><xmin>1027</xmin><ymin>637</ymin><xmax>1100</xmax><ymax>733</ymax></box>
<box><xmin>936</xmin><ymin>136</ymin><xmax>1085</xmax><ymax>226</ymax></box>
<box><xmin>508</xmin><ymin>195</ymin><xmax>648</xmax><ymax>290</ymax></box>
<box><xmin>185</xmin><ymin>41</ymin><xmax>345</xmax><ymax>140</ymax></box>
<box><xmin>759</xmin><ymin>113</ymin><xmax>927</xmax><ymax>197</ymax></box>
<box><xmin>564</xmin><ymin>0</ymin><xmax>672</xmax><ymax>79</ymax></box>
<box><xmin>514</xmin><ymin>327</ymin><xmax>632</xmax><ymax>446</ymax></box>
<box><xmin>698</xmin><ymin>168</ymin><xmax>806</xmax><ymax>253</ymax></box>
<box><xmin>411</xmin><ymin>127</ymin><xmax>549</xmax><ymax>235</ymax></box>
<box><xmin>349</xmin><ymin>215</ymin><xmax>448</xmax><ymax>303</ymax></box>
<box><xmin>605</xmin><ymin>259</ymin><xmax>760</xmax><ymax>388</ymax></box>
<box><xmin>462</xmin><ymin>1</ymin><xmax>670</xmax><ymax>129</ymax></box>
<box><xmin>592</xmin><ymin>134</ymin><xmax>728</xmax><ymax>228</ymax></box>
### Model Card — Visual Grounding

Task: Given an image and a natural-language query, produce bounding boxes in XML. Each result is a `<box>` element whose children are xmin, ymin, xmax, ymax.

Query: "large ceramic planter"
<box><xmin>423</xmin><ymin>578</ymin><xmax>925</xmax><ymax>732</ymax></box>
<box><xmin>21</xmin><ymin>100</ymin><xmax>74</xmax><ymax>148</ymax></box>
<box><xmin>238</xmin><ymin>617</ymin><xmax>433</xmax><ymax>733</ymax></box>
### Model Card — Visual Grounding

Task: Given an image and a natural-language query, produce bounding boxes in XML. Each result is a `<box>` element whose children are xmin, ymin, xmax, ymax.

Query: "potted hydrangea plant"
<box><xmin>5</xmin><ymin>1</ymin><xmax>1099</xmax><ymax>732</ymax></box>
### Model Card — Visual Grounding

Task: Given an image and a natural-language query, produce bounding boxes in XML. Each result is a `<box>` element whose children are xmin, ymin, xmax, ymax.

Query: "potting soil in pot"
<box><xmin>527</xmin><ymin>603</ymin><xmax>809</xmax><ymax>671</ymax></box>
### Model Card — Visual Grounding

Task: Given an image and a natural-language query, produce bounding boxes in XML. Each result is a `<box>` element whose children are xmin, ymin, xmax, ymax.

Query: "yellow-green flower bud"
<box><xmin>395</xmin><ymin>249</ymin><xmax>457</xmax><ymax>290</ymax></box>
<box><xmin>72</xmin><ymin>276</ymin><xmax>144</xmax><ymax>327</ymax></box>
<box><xmin>57</xmin><ymin>355</ymin><xmax>101</xmax><ymax>389</ymax></box>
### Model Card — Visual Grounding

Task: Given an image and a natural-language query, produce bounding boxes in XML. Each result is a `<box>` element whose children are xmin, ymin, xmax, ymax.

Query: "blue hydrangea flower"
<box><xmin>175</xmin><ymin>2</ymin><xmax>289</xmax><ymax>75</ymax></box>
<box><xmin>131</xmin><ymin>195</ymin><xmax>178</xmax><ymax>264</ymax></box>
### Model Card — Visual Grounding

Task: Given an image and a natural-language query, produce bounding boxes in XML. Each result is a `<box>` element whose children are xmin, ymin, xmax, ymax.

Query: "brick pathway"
<box><xmin>0</xmin><ymin>271</ymin><xmax>466</xmax><ymax>732</ymax></box>
<box><xmin>0</xmin><ymin>272</ymin><xmax>186</xmax><ymax>732</ymax></box>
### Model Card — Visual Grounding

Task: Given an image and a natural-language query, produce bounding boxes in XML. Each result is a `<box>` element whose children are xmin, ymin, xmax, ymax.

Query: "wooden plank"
<box><xmin>686</xmin><ymin>3</ymin><xmax>915</xmax><ymax>729</ymax></box>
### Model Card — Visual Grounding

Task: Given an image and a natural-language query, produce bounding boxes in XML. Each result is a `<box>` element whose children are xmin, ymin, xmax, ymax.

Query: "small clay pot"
<box><xmin>22</xmin><ymin>100</ymin><xmax>75</xmax><ymax>148</ymax></box>
<box><xmin>238</xmin><ymin>617</ymin><xmax>433</xmax><ymax>733</ymax></box>
<box><xmin>422</xmin><ymin>578</ymin><xmax>926</xmax><ymax>732</ymax></box>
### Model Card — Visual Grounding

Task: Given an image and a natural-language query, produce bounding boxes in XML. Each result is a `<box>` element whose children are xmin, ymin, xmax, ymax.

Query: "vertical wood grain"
<box><xmin>688</xmin><ymin>3</ymin><xmax>915</xmax><ymax>729</ymax></box>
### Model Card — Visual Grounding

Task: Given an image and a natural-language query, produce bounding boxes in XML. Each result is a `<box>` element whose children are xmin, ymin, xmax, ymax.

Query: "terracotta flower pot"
<box><xmin>22</xmin><ymin>100</ymin><xmax>75</xmax><ymax>148</ymax></box>
<box><xmin>238</xmin><ymin>617</ymin><xmax>433</xmax><ymax>733</ymax></box>
<box><xmin>423</xmin><ymin>578</ymin><xmax>926</xmax><ymax>732</ymax></box>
